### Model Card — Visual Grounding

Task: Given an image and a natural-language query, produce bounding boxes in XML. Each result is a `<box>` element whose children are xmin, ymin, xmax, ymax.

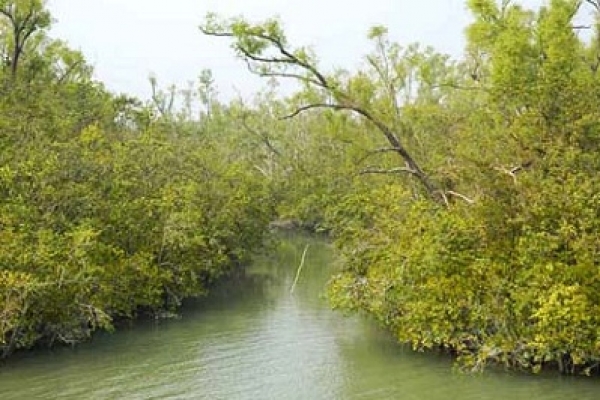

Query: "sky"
<box><xmin>44</xmin><ymin>0</ymin><xmax>553</xmax><ymax>101</ymax></box>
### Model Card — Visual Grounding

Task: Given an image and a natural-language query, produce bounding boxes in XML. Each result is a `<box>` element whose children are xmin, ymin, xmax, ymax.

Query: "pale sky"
<box><xmin>44</xmin><ymin>0</ymin><xmax>557</xmax><ymax>101</ymax></box>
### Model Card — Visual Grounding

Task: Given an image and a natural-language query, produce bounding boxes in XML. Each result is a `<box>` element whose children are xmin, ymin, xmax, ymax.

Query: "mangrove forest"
<box><xmin>2</xmin><ymin>0</ymin><xmax>600</xmax><ymax>379</ymax></box>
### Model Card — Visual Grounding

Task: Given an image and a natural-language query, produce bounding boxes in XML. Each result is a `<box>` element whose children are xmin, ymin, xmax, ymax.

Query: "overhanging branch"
<box><xmin>201</xmin><ymin>17</ymin><xmax>449</xmax><ymax>205</ymax></box>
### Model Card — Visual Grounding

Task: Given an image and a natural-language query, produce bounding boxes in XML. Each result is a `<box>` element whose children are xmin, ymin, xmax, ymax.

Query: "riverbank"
<box><xmin>1</xmin><ymin>235</ymin><xmax>598</xmax><ymax>399</ymax></box>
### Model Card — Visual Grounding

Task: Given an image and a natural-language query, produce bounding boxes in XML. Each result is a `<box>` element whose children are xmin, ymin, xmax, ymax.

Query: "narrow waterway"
<box><xmin>0</xmin><ymin>234</ymin><xmax>598</xmax><ymax>399</ymax></box>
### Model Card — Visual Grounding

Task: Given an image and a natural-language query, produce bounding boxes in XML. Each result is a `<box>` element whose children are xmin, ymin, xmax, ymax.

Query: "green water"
<box><xmin>0</xmin><ymin>234</ymin><xmax>598</xmax><ymax>399</ymax></box>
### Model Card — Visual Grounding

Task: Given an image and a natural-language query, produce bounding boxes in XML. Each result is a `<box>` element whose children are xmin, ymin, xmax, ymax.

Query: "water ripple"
<box><xmin>1</xmin><ymin>237</ymin><xmax>598</xmax><ymax>399</ymax></box>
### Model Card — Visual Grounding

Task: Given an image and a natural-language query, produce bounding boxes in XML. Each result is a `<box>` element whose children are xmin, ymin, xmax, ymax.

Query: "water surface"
<box><xmin>1</xmin><ymin>234</ymin><xmax>598</xmax><ymax>399</ymax></box>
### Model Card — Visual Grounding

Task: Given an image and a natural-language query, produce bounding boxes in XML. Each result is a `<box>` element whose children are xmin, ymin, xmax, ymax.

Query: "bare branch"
<box><xmin>360</xmin><ymin>166</ymin><xmax>417</xmax><ymax>176</ymax></box>
<box><xmin>494</xmin><ymin>160</ymin><xmax>534</xmax><ymax>183</ymax></box>
<box><xmin>257</xmin><ymin>71</ymin><xmax>324</xmax><ymax>87</ymax></box>
<box><xmin>0</xmin><ymin>12</ymin><xmax>12</xmax><ymax>24</ymax></box>
<box><xmin>240</xmin><ymin>115</ymin><xmax>282</xmax><ymax>157</ymax></box>
<box><xmin>251</xmin><ymin>32</ymin><xmax>329</xmax><ymax>88</ymax></box>
<box><xmin>430</xmin><ymin>82</ymin><xmax>490</xmax><ymax>93</ymax></box>
<box><xmin>357</xmin><ymin>147</ymin><xmax>404</xmax><ymax>164</ymax></box>
<box><xmin>244</xmin><ymin>60</ymin><xmax>324</xmax><ymax>87</ymax></box>
<box><xmin>238</xmin><ymin>46</ymin><xmax>302</xmax><ymax>66</ymax></box>
<box><xmin>445</xmin><ymin>191</ymin><xmax>475</xmax><ymax>205</ymax></box>
<box><xmin>585</xmin><ymin>0</ymin><xmax>600</xmax><ymax>13</ymax></box>
<box><xmin>56</xmin><ymin>59</ymin><xmax>85</xmax><ymax>85</ymax></box>
<box><xmin>253</xmin><ymin>164</ymin><xmax>269</xmax><ymax>177</ymax></box>
<box><xmin>281</xmin><ymin>103</ymin><xmax>351</xmax><ymax>119</ymax></box>
<box><xmin>198</xmin><ymin>28</ymin><xmax>231</xmax><ymax>37</ymax></box>
<box><xmin>494</xmin><ymin>166</ymin><xmax>518</xmax><ymax>182</ymax></box>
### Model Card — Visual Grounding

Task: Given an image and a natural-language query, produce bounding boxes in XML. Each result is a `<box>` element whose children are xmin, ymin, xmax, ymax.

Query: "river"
<box><xmin>0</xmin><ymin>234</ymin><xmax>598</xmax><ymax>399</ymax></box>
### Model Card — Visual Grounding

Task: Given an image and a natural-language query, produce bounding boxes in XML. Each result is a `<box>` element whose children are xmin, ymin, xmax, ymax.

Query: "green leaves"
<box><xmin>0</xmin><ymin>110</ymin><xmax>275</xmax><ymax>357</ymax></box>
<box><xmin>0</xmin><ymin>8</ymin><xmax>277</xmax><ymax>357</ymax></box>
<box><xmin>202</xmin><ymin>13</ymin><xmax>291</xmax><ymax>59</ymax></box>
<box><xmin>321</xmin><ymin>0</ymin><xmax>600</xmax><ymax>375</ymax></box>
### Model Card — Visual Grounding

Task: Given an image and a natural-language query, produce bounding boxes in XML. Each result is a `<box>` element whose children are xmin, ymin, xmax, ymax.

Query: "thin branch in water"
<box><xmin>290</xmin><ymin>244</ymin><xmax>309</xmax><ymax>294</ymax></box>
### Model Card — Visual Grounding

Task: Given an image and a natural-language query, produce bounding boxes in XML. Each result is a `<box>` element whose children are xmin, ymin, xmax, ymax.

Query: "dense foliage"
<box><xmin>0</xmin><ymin>1</ymin><xmax>274</xmax><ymax>358</ymax></box>
<box><xmin>202</xmin><ymin>0</ymin><xmax>600</xmax><ymax>375</ymax></box>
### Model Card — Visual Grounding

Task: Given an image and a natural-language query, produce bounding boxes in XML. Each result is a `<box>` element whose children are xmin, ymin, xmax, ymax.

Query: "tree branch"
<box><xmin>201</xmin><ymin>18</ymin><xmax>445</xmax><ymax>204</ymax></box>
<box><xmin>585</xmin><ymin>0</ymin><xmax>600</xmax><ymax>13</ymax></box>
<box><xmin>240</xmin><ymin>115</ymin><xmax>282</xmax><ymax>157</ymax></box>
<box><xmin>56</xmin><ymin>59</ymin><xmax>85</xmax><ymax>84</ymax></box>
<box><xmin>244</xmin><ymin>60</ymin><xmax>324</xmax><ymax>87</ymax></box>
<box><xmin>357</xmin><ymin>146</ymin><xmax>404</xmax><ymax>164</ymax></box>
<box><xmin>280</xmin><ymin>102</ymin><xmax>352</xmax><ymax>119</ymax></box>
<box><xmin>494</xmin><ymin>160</ymin><xmax>534</xmax><ymax>183</ymax></box>
<box><xmin>252</xmin><ymin>32</ymin><xmax>329</xmax><ymax>88</ymax></box>
<box><xmin>360</xmin><ymin>166</ymin><xmax>417</xmax><ymax>176</ymax></box>
<box><xmin>0</xmin><ymin>7</ymin><xmax>16</xmax><ymax>24</ymax></box>
<box><xmin>445</xmin><ymin>191</ymin><xmax>475</xmax><ymax>204</ymax></box>
<box><xmin>430</xmin><ymin>82</ymin><xmax>490</xmax><ymax>93</ymax></box>
<box><xmin>200</xmin><ymin>27</ymin><xmax>329</xmax><ymax>88</ymax></box>
<box><xmin>280</xmin><ymin>101</ymin><xmax>441</xmax><ymax>200</ymax></box>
